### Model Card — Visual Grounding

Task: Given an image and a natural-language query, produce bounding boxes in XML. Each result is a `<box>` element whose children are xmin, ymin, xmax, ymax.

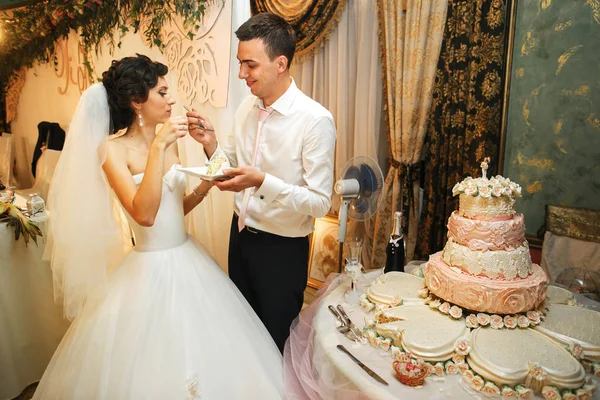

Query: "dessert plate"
<box><xmin>176</xmin><ymin>166</ymin><xmax>232</xmax><ymax>181</ymax></box>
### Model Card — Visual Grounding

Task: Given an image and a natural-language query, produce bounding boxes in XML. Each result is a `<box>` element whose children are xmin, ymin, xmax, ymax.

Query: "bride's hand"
<box><xmin>154</xmin><ymin>116</ymin><xmax>188</xmax><ymax>149</ymax></box>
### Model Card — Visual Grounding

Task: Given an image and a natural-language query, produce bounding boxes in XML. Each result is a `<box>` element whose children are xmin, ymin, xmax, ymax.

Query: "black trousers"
<box><xmin>229</xmin><ymin>214</ymin><xmax>309</xmax><ymax>353</ymax></box>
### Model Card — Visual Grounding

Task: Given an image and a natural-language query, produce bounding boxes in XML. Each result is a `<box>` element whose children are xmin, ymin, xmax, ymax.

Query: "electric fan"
<box><xmin>334</xmin><ymin>156</ymin><xmax>384</xmax><ymax>271</ymax></box>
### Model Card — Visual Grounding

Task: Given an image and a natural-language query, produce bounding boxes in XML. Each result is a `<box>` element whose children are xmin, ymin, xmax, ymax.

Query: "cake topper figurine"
<box><xmin>481</xmin><ymin>157</ymin><xmax>491</xmax><ymax>179</ymax></box>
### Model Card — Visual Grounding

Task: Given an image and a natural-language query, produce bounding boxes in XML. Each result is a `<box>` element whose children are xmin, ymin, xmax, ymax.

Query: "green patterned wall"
<box><xmin>504</xmin><ymin>0</ymin><xmax>600</xmax><ymax>237</ymax></box>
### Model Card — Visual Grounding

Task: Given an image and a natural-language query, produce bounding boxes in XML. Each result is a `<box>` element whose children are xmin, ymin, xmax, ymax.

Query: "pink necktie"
<box><xmin>238</xmin><ymin>107</ymin><xmax>273</xmax><ymax>232</ymax></box>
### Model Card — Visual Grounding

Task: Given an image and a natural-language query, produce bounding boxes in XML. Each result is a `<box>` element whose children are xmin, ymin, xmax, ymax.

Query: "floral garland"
<box><xmin>0</xmin><ymin>0</ymin><xmax>211</xmax><ymax>89</ymax></box>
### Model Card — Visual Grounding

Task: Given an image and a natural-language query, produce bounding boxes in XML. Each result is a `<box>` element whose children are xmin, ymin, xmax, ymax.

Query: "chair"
<box><xmin>17</xmin><ymin>149</ymin><xmax>62</xmax><ymax>202</ymax></box>
<box><xmin>540</xmin><ymin>205</ymin><xmax>600</xmax><ymax>299</ymax></box>
<box><xmin>32</xmin><ymin>122</ymin><xmax>65</xmax><ymax>177</ymax></box>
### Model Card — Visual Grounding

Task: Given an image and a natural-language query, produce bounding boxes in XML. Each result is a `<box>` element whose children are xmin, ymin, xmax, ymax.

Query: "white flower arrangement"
<box><xmin>452</xmin><ymin>175</ymin><xmax>522</xmax><ymax>198</ymax></box>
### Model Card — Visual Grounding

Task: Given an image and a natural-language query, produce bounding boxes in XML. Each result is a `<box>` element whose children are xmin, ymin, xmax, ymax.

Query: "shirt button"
<box><xmin>260</xmin><ymin>195</ymin><xmax>265</xmax><ymax>200</ymax></box>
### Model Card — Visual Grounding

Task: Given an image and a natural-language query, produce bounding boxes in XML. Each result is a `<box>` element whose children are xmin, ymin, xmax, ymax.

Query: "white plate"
<box><xmin>176</xmin><ymin>166</ymin><xmax>232</xmax><ymax>181</ymax></box>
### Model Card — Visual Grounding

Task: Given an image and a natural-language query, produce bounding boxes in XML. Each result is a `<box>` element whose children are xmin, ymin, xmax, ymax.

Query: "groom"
<box><xmin>187</xmin><ymin>13</ymin><xmax>336</xmax><ymax>352</ymax></box>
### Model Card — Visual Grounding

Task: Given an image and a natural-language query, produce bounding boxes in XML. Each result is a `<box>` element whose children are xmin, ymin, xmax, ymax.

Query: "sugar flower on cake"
<box><xmin>560</xmin><ymin>390</ymin><xmax>578</xmax><ymax>400</ymax></box>
<box><xmin>418</xmin><ymin>287</ymin><xmax>429</xmax><ymax>298</ymax></box>
<box><xmin>449</xmin><ymin>305</ymin><xmax>463</xmax><ymax>319</ymax></box>
<box><xmin>515</xmin><ymin>384</ymin><xmax>534</xmax><ymax>399</ymax></box>
<box><xmin>381</xmin><ymin>337</ymin><xmax>392</xmax><ymax>351</ymax></box>
<box><xmin>454</xmin><ymin>336</ymin><xmax>472</xmax><ymax>356</ymax></box>
<box><xmin>444</xmin><ymin>360</ymin><xmax>459</xmax><ymax>375</ymax></box>
<box><xmin>527</xmin><ymin>362</ymin><xmax>547</xmax><ymax>382</ymax></box>
<box><xmin>541</xmin><ymin>386</ymin><xmax>561</xmax><ymax>400</ymax></box>
<box><xmin>470</xmin><ymin>375</ymin><xmax>485</xmax><ymax>391</ymax></box>
<box><xmin>476</xmin><ymin>313</ymin><xmax>491</xmax><ymax>326</ymax></box>
<box><xmin>517</xmin><ymin>315</ymin><xmax>530</xmax><ymax>328</ymax></box>
<box><xmin>462</xmin><ymin>369</ymin><xmax>475</xmax><ymax>384</ymax></box>
<box><xmin>428</xmin><ymin>298</ymin><xmax>441</xmax><ymax>309</ymax></box>
<box><xmin>526</xmin><ymin>310</ymin><xmax>541</xmax><ymax>325</ymax></box>
<box><xmin>478</xmin><ymin>185</ymin><xmax>492</xmax><ymax>198</ymax></box>
<box><xmin>391</xmin><ymin>346</ymin><xmax>402</xmax><ymax>358</ymax></box>
<box><xmin>452</xmin><ymin>353</ymin><xmax>465</xmax><ymax>365</ymax></box>
<box><xmin>503</xmin><ymin>315</ymin><xmax>518</xmax><ymax>329</ymax></box>
<box><xmin>501</xmin><ymin>385</ymin><xmax>518</xmax><ymax>398</ymax></box>
<box><xmin>593</xmin><ymin>362</ymin><xmax>600</xmax><ymax>377</ymax></box>
<box><xmin>490</xmin><ymin>314</ymin><xmax>504</xmax><ymax>329</ymax></box>
<box><xmin>359</xmin><ymin>293</ymin><xmax>375</xmax><ymax>312</ymax></box>
<box><xmin>439</xmin><ymin>302</ymin><xmax>451</xmax><ymax>314</ymax></box>
<box><xmin>465</xmin><ymin>314</ymin><xmax>479</xmax><ymax>328</ymax></box>
<box><xmin>492</xmin><ymin>184</ymin><xmax>505</xmax><ymax>197</ymax></box>
<box><xmin>482</xmin><ymin>381</ymin><xmax>501</xmax><ymax>395</ymax></box>
<box><xmin>575</xmin><ymin>387</ymin><xmax>593</xmax><ymax>400</ymax></box>
<box><xmin>390</xmin><ymin>296</ymin><xmax>403</xmax><ymax>307</ymax></box>
<box><xmin>433</xmin><ymin>362</ymin><xmax>445</xmax><ymax>377</ymax></box>
<box><xmin>568</xmin><ymin>342</ymin><xmax>584</xmax><ymax>360</ymax></box>
<box><xmin>458</xmin><ymin>362</ymin><xmax>470</xmax><ymax>373</ymax></box>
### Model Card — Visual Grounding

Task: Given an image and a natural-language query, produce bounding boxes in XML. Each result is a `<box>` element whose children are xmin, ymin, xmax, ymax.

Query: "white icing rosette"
<box><xmin>464</xmin><ymin>183</ymin><xmax>478</xmax><ymax>196</ymax></box>
<box><xmin>360</xmin><ymin>293</ymin><xmax>375</xmax><ymax>312</ymax></box>
<box><xmin>444</xmin><ymin>361</ymin><xmax>459</xmax><ymax>375</ymax></box>
<box><xmin>526</xmin><ymin>310</ymin><xmax>541</xmax><ymax>325</ymax></box>
<box><xmin>515</xmin><ymin>384</ymin><xmax>534</xmax><ymax>399</ymax></box>
<box><xmin>568</xmin><ymin>342</ymin><xmax>584</xmax><ymax>360</ymax></box>
<box><xmin>391</xmin><ymin>346</ymin><xmax>402</xmax><ymax>358</ymax></box>
<box><xmin>470</xmin><ymin>375</ymin><xmax>485</xmax><ymax>391</ymax></box>
<box><xmin>462</xmin><ymin>369</ymin><xmax>475</xmax><ymax>384</ymax></box>
<box><xmin>503</xmin><ymin>315</ymin><xmax>518</xmax><ymax>329</ymax></box>
<box><xmin>465</xmin><ymin>314</ymin><xmax>479</xmax><ymax>328</ymax></box>
<box><xmin>476</xmin><ymin>313</ymin><xmax>491</xmax><ymax>326</ymax></box>
<box><xmin>490</xmin><ymin>314</ymin><xmax>504</xmax><ymax>329</ymax></box>
<box><xmin>439</xmin><ymin>302</ymin><xmax>451</xmax><ymax>314</ymax></box>
<box><xmin>482</xmin><ymin>381</ymin><xmax>501</xmax><ymax>395</ymax></box>
<box><xmin>517</xmin><ymin>315</ymin><xmax>530</xmax><ymax>328</ymax></box>
<box><xmin>454</xmin><ymin>336</ymin><xmax>471</xmax><ymax>356</ymax></box>
<box><xmin>492</xmin><ymin>185</ymin><xmax>505</xmax><ymax>197</ymax></box>
<box><xmin>501</xmin><ymin>385</ymin><xmax>518</xmax><ymax>398</ymax></box>
<box><xmin>381</xmin><ymin>337</ymin><xmax>392</xmax><ymax>351</ymax></box>
<box><xmin>541</xmin><ymin>386</ymin><xmax>561</xmax><ymax>400</ymax></box>
<box><xmin>449</xmin><ymin>305</ymin><xmax>463</xmax><ymax>319</ymax></box>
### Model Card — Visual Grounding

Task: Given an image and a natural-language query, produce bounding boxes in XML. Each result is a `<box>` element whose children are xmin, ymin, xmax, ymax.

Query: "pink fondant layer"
<box><xmin>424</xmin><ymin>253</ymin><xmax>548</xmax><ymax>314</ymax></box>
<box><xmin>447</xmin><ymin>211</ymin><xmax>526</xmax><ymax>251</ymax></box>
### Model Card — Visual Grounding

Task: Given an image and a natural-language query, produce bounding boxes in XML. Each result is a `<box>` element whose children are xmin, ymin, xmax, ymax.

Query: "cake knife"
<box><xmin>336</xmin><ymin>345</ymin><xmax>389</xmax><ymax>385</ymax></box>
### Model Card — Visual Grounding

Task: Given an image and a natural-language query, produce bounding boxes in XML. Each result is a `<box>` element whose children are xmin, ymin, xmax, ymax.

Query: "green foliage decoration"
<box><xmin>0</xmin><ymin>0</ymin><xmax>209</xmax><ymax>88</ymax></box>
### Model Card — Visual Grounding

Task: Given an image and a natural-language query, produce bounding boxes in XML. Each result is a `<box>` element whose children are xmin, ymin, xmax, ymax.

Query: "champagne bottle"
<box><xmin>384</xmin><ymin>211</ymin><xmax>405</xmax><ymax>273</ymax></box>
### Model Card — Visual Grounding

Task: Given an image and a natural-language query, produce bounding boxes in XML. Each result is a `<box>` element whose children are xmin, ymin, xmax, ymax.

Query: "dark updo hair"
<box><xmin>102</xmin><ymin>54</ymin><xmax>168</xmax><ymax>134</ymax></box>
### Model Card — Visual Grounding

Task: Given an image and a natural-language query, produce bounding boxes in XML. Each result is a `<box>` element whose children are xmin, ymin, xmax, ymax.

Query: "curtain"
<box><xmin>415</xmin><ymin>0</ymin><xmax>507</xmax><ymax>259</ymax></box>
<box><xmin>250</xmin><ymin>0</ymin><xmax>348</xmax><ymax>62</ymax></box>
<box><xmin>370</xmin><ymin>0</ymin><xmax>448</xmax><ymax>268</ymax></box>
<box><xmin>290</xmin><ymin>0</ymin><xmax>384</xmax><ymax>268</ymax></box>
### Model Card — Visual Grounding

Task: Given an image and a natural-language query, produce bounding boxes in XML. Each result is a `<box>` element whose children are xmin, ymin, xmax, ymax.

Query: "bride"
<box><xmin>33</xmin><ymin>55</ymin><xmax>284</xmax><ymax>399</ymax></box>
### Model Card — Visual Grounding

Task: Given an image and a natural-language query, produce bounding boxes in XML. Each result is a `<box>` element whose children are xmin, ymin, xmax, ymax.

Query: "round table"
<box><xmin>304</xmin><ymin>271</ymin><xmax>600</xmax><ymax>400</ymax></box>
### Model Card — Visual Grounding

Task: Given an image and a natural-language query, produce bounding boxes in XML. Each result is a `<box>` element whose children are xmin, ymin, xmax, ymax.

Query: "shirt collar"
<box><xmin>255</xmin><ymin>78</ymin><xmax>298</xmax><ymax>116</ymax></box>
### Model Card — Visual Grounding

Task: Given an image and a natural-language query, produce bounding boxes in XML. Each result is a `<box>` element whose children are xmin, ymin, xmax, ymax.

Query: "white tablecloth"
<box><xmin>0</xmin><ymin>198</ymin><xmax>70</xmax><ymax>400</ymax></box>
<box><xmin>309</xmin><ymin>271</ymin><xmax>599</xmax><ymax>400</ymax></box>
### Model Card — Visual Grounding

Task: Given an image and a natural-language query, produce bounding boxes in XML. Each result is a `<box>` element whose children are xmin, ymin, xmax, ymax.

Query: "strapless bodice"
<box><xmin>127</xmin><ymin>164</ymin><xmax>188</xmax><ymax>251</ymax></box>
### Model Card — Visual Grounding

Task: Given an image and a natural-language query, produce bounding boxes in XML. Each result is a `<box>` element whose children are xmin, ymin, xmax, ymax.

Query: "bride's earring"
<box><xmin>138</xmin><ymin>111</ymin><xmax>144</xmax><ymax>127</ymax></box>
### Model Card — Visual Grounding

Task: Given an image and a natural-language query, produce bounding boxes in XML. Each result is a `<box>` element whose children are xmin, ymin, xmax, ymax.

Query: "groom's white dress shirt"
<box><xmin>215</xmin><ymin>79</ymin><xmax>336</xmax><ymax>238</ymax></box>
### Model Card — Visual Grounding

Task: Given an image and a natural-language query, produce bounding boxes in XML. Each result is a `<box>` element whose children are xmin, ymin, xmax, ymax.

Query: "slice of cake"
<box><xmin>206</xmin><ymin>151</ymin><xmax>229</xmax><ymax>176</ymax></box>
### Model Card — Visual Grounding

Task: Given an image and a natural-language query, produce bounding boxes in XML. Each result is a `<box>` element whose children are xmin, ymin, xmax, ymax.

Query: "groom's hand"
<box><xmin>186</xmin><ymin>108</ymin><xmax>217</xmax><ymax>157</ymax></box>
<box><xmin>214</xmin><ymin>166</ymin><xmax>265</xmax><ymax>192</ymax></box>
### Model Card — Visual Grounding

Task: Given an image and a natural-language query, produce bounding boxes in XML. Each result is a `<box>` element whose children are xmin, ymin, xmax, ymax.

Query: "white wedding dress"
<box><xmin>33</xmin><ymin>165</ymin><xmax>284</xmax><ymax>400</ymax></box>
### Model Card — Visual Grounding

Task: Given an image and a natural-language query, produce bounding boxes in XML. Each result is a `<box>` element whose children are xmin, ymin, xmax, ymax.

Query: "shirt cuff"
<box><xmin>254</xmin><ymin>173</ymin><xmax>285</xmax><ymax>204</ymax></box>
<box><xmin>205</xmin><ymin>143</ymin><xmax>222</xmax><ymax>163</ymax></box>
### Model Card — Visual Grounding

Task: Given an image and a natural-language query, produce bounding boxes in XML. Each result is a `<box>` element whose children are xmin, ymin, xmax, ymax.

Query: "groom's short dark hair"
<box><xmin>235</xmin><ymin>13</ymin><xmax>296</xmax><ymax>69</ymax></box>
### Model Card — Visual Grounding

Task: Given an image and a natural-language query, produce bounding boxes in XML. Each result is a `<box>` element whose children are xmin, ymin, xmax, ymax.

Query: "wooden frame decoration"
<box><xmin>307</xmin><ymin>215</ymin><xmax>339</xmax><ymax>290</ymax></box>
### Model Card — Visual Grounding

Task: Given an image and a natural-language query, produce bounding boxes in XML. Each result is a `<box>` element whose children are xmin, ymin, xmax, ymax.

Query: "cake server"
<box><xmin>336</xmin><ymin>305</ymin><xmax>363</xmax><ymax>338</ymax></box>
<box><xmin>336</xmin><ymin>345</ymin><xmax>389</xmax><ymax>385</ymax></box>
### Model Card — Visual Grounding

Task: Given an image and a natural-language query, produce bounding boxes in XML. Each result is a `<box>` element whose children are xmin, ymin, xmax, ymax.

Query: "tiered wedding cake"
<box><xmin>423</xmin><ymin>161</ymin><xmax>549</xmax><ymax>316</ymax></box>
<box><xmin>357</xmin><ymin>160</ymin><xmax>598</xmax><ymax>398</ymax></box>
